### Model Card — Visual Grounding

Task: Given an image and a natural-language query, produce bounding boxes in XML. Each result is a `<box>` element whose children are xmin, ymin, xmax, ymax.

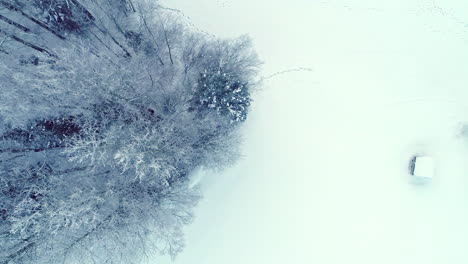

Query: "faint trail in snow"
<box><xmin>424</xmin><ymin>1</ymin><xmax>468</xmax><ymax>28</ymax></box>
<box><xmin>313</xmin><ymin>0</ymin><xmax>468</xmax><ymax>42</ymax></box>
<box><xmin>259</xmin><ymin>67</ymin><xmax>314</xmax><ymax>82</ymax></box>
<box><xmin>215</xmin><ymin>0</ymin><xmax>229</xmax><ymax>7</ymax></box>
<box><xmin>411</xmin><ymin>1</ymin><xmax>468</xmax><ymax>41</ymax></box>
<box><xmin>385</xmin><ymin>98</ymin><xmax>468</xmax><ymax>108</ymax></box>
<box><xmin>157</xmin><ymin>5</ymin><xmax>218</xmax><ymax>38</ymax></box>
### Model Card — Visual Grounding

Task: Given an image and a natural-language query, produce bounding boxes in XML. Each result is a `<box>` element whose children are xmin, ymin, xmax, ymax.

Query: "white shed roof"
<box><xmin>413</xmin><ymin>156</ymin><xmax>434</xmax><ymax>178</ymax></box>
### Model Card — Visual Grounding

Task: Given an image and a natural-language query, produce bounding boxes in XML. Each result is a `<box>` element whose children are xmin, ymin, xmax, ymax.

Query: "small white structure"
<box><xmin>409</xmin><ymin>156</ymin><xmax>434</xmax><ymax>179</ymax></box>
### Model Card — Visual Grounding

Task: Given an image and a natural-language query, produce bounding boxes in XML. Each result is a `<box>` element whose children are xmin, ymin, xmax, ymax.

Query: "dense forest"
<box><xmin>0</xmin><ymin>1</ymin><xmax>260</xmax><ymax>263</ymax></box>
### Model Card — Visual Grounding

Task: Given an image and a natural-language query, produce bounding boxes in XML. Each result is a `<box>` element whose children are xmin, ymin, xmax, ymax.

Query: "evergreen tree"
<box><xmin>194</xmin><ymin>68</ymin><xmax>252</xmax><ymax>122</ymax></box>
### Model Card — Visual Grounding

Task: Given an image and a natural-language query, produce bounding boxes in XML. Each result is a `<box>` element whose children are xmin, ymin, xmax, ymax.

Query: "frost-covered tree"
<box><xmin>0</xmin><ymin>1</ymin><xmax>260</xmax><ymax>263</ymax></box>
<box><xmin>193</xmin><ymin>68</ymin><xmax>251</xmax><ymax>122</ymax></box>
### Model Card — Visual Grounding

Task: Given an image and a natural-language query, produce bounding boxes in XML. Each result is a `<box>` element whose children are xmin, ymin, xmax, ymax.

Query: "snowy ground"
<box><xmin>157</xmin><ymin>0</ymin><xmax>468</xmax><ymax>263</ymax></box>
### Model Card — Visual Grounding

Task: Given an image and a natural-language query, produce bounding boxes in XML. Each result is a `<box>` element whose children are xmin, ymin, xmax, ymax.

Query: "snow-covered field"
<box><xmin>158</xmin><ymin>0</ymin><xmax>468</xmax><ymax>263</ymax></box>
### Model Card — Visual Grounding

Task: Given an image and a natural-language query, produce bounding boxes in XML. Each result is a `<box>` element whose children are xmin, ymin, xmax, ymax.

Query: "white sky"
<box><xmin>156</xmin><ymin>0</ymin><xmax>468</xmax><ymax>263</ymax></box>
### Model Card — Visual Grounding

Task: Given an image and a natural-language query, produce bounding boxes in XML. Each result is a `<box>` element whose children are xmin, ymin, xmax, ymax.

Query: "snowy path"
<box><xmin>157</xmin><ymin>1</ymin><xmax>468</xmax><ymax>263</ymax></box>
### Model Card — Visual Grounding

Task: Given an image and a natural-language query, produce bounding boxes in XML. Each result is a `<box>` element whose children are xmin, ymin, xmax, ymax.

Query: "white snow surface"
<box><xmin>157</xmin><ymin>0</ymin><xmax>468</xmax><ymax>263</ymax></box>
<box><xmin>414</xmin><ymin>157</ymin><xmax>435</xmax><ymax>179</ymax></box>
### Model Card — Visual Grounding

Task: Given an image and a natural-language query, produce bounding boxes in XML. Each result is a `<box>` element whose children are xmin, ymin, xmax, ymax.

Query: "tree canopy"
<box><xmin>0</xmin><ymin>1</ymin><xmax>260</xmax><ymax>263</ymax></box>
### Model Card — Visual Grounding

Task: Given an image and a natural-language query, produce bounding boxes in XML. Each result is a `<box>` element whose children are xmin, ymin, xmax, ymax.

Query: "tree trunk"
<box><xmin>0</xmin><ymin>14</ymin><xmax>30</xmax><ymax>32</ymax></box>
<box><xmin>0</xmin><ymin>28</ymin><xmax>58</xmax><ymax>58</ymax></box>
<box><xmin>0</xmin><ymin>1</ymin><xmax>66</xmax><ymax>40</ymax></box>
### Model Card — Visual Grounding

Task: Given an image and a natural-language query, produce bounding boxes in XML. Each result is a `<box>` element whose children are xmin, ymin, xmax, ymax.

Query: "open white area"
<box><xmin>414</xmin><ymin>157</ymin><xmax>435</xmax><ymax>179</ymax></box>
<box><xmin>157</xmin><ymin>0</ymin><xmax>468</xmax><ymax>263</ymax></box>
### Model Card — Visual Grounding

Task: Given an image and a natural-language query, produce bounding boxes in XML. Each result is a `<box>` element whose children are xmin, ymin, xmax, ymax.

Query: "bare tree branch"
<box><xmin>69</xmin><ymin>0</ymin><xmax>95</xmax><ymax>21</ymax></box>
<box><xmin>1</xmin><ymin>241</ymin><xmax>35</xmax><ymax>264</ymax></box>
<box><xmin>93</xmin><ymin>23</ymin><xmax>131</xmax><ymax>57</ymax></box>
<box><xmin>0</xmin><ymin>28</ymin><xmax>58</xmax><ymax>58</ymax></box>
<box><xmin>141</xmin><ymin>15</ymin><xmax>165</xmax><ymax>66</ymax></box>
<box><xmin>0</xmin><ymin>0</ymin><xmax>67</xmax><ymax>40</ymax></box>
<box><xmin>0</xmin><ymin>14</ymin><xmax>31</xmax><ymax>33</ymax></box>
<box><xmin>127</xmin><ymin>0</ymin><xmax>136</xmax><ymax>12</ymax></box>
<box><xmin>160</xmin><ymin>19</ymin><xmax>174</xmax><ymax>65</ymax></box>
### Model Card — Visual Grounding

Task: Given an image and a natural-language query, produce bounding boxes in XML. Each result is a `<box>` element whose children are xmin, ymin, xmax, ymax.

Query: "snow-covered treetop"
<box><xmin>0</xmin><ymin>1</ymin><xmax>260</xmax><ymax>263</ymax></box>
